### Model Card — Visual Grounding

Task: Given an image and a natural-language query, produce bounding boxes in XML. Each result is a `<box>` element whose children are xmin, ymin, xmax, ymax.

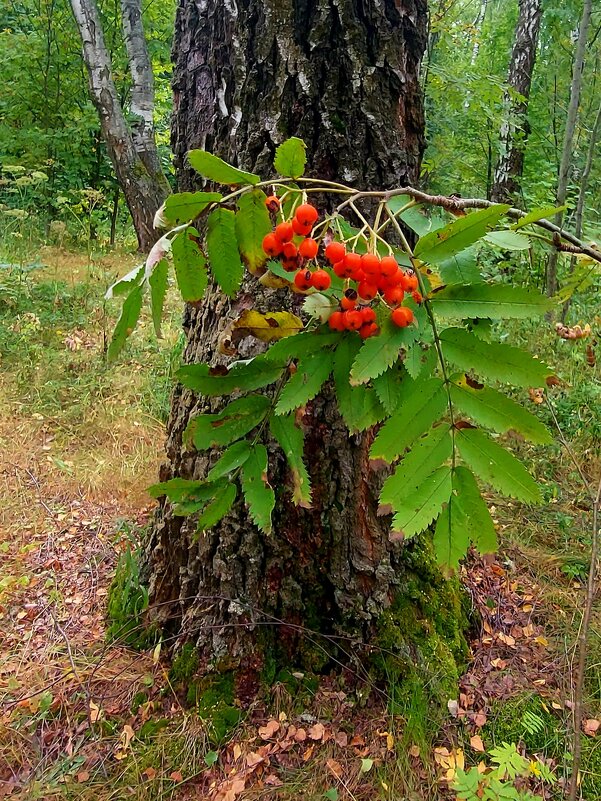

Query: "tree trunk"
<box><xmin>491</xmin><ymin>0</ymin><xmax>543</xmax><ymax>202</ymax></box>
<box><xmin>141</xmin><ymin>0</ymin><xmax>465</xmax><ymax>687</ymax></box>
<box><xmin>545</xmin><ymin>0</ymin><xmax>592</xmax><ymax>297</ymax></box>
<box><xmin>69</xmin><ymin>0</ymin><xmax>169</xmax><ymax>250</ymax></box>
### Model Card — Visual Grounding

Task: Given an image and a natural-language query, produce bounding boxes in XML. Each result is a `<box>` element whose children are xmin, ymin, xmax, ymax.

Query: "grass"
<box><xmin>0</xmin><ymin>246</ymin><xmax>600</xmax><ymax>799</ymax></box>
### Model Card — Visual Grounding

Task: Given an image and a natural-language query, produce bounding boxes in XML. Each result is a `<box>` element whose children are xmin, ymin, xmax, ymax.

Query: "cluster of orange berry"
<box><xmin>261</xmin><ymin>197</ymin><xmax>422</xmax><ymax>339</ymax></box>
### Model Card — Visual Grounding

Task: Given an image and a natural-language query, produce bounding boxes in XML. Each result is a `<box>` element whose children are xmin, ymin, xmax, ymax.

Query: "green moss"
<box><xmin>186</xmin><ymin>672</ymin><xmax>242</xmax><ymax>743</ymax></box>
<box><xmin>169</xmin><ymin>643</ymin><xmax>199</xmax><ymax>684</ymax></box>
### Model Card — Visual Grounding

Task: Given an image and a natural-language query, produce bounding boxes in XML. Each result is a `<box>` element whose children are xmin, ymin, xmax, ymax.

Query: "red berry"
<box><xmin>282</xmin><ymin>257</ymin><xmax>299</xmax><ymax>272</ymax></box>
<box><xmin>328</xmin><ymin>311</ymin><xmax>345</xmax><ymax>331</ymax></box>
<box><xmin>400</xmin><ymin>270</ymin><xmax>419</xmax><ymax>291</ymax></box>
<box><xmin>359</xmin><ymin>321</ymin><xmax>379</xmax><ymax>339</ymax></box>
<box><xmin>325</xmin><ymin>241</ymin><xmax>346</xmax><ymax>264</ymax></box>
<box><xmin>299</xmin><ymin>237</ymin><xmax>319</xmax><ymax>259</ymax></box>
<box><xmin>380</xmin><ymin>256</ymin><xmax>398</xmax><ymax>278</ymax></box>
<box><xmin>265</xmin><ymin>195</ymin><xmax>281</xmax><ymax>211</ymax></box>
<box><xmin>292</xmin><ymin>217</ymin><xmax>313</xmax><ymax>236</ymax></box>
<box><xmin>385</xmin><ymin>268</ymin><xmax>405</xmax><ymax>287</ymax></box>
<box><xmin>282</xmin><ymin>241</ymin><xmax>298</xmax><ymax>259</ymax></box>
<box><xmin>311</xmin><ymin>269</ymin><xmax>331</xmax><ymax>291</ymax></box>
<box><xmin>262</xmin><ymin>233</ymin><xmax>282</xmax><ymax>257</ymax></box>
<box><xmin>357</xmin><ymin>280</ymin><xmax>378</xmax><ymax>301</ymax></box>
<box><xmin>384</xmin><ymin>286</ymin><xmax>405</xmax><ymax>306</ymax></box>
<box><xmin>341</xmin><ymin>289</ymin><xmax>358</xmax><ymax>310</ymax></box>
<box><xmin>360</xmin><ymin>307</ymin><xmax>376</xmax><ymax>323</ymax></box>
<box><xmin>295</xmin><ymin>203</ymin><xmax>319</xmax><ymax>226</ymax></box>
<box><xmin>294</xmin><ymin>269</ymin><xmax>313</xmax><ymax>291</ymax></box>
<box><xmin>344</xmin><ymin>310</ymin><xmax>363</xmax><ymax>331</ymax></box>
<box><xmin>412</xmin><ymin>291</ymin><xmax>423</xmax><ymax>304</ymax></box>
<box><xmin>391</xmin><ymin>307</ymin><xmax>414</xmax><ymax>327</ymax></box>
<box><xmin>275</xmin><ymin>221</ymin><xmax>294</xmax><ymax>243</ymax></box>
<box><xmin>333</xmin><ymin>261</ymin><xmax>349</xmax><ymax>278</ymax></box>
<box><xmin>361</xmin><ymin>253</ymin><xmax>381</xmax><ymax>276</ymax></box>
<box><xmin>343</xmin><ymin>252</ymin><xmax>362</xmax><ymax>277</ymax></box>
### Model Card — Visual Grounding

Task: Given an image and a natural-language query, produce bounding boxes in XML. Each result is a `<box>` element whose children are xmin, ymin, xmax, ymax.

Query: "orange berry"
<box><xmin>412</xmin><ymin>291</ymin><xmax>423</xmax><ymax>304</ymax></box>
<box><xmin>299</xmin><ymin>237</ymin><xmax>319</xmax><ymax>259</ymax></box>
<box><xmin>359</xmin><ymin>321</ymin><xmax>379</xmax><ymax>339</ymax></box>
<box><xmin>265</xmin><ymin>195</ymin><xmax>281</xmax><ymax>211</ymax></box>
<box><xmin>294</xmin><ymin>269</ymin><xmax>313</xmax><ymax>291</ymax></box>
<box><xmin>383</xmin><ymin>286</ymin><xmax>405</xmax><ymax>306</ymax></box>
<box><xmin>311</xmin><ymin>269</ymin><xmax>331</xmax><ymax>290</ymax></box>
<box><xmin>380</xmin><ymin>256</ymin><xmax>398</xmax><ymax>278</ymax></box>
<box><xmin>360</xmin><ymin>307</ymin><xmax>376</xmax><ymax>323</ymax></box>
<box><xmin>262</xmin><ymin>233</ymin><xmax>282</xmax><ymax>257</ymax></box>
<box><xmin>341</xmin><ymin>289</ymin><xmax>358</xmax><ymax>310</ymax></box>
<box><xmin>295</xmin><ymin>203</ymin><xmax>319</xmax><ymax>226</ymax></box>
<box><xmin>275</xmin><ymin>221</ymin><xmax>294</xmax><ymax>242</ymax></box>
<box><xmin>328</xmin><ymin>311</ymin><xmax>345</xmax><ymax>331</ymax></box>
<box><xmin>357</xmin><ymin>280</ymin><xmax>378</xmax><ymax>301</ymax></box>
<box><xmin>391</xmin><ymin>306</ymin><xmax>414</xmax><ymax>327</ymax></box>
<box><xmin>282</xmin><ymin>241</ymin><xmax>298</xmax><ymax>259</ymax></box>
<box><xmin>333</xmin><ymin>261</ymin><xmax>349</xmax><ymax>278</ymax></box>
<box><xmin>282</xmin><ymin>257</ymin><xmax>299</xmax><ymax>272</ymax></box>
<box><xmin>292</xmin><ymin>217</ymin><xmax>313</xmax><ymax>236</ymax></box>
<box><xmin>343</xmin><ymin>252</ymin><xmax>362</xmax><ymax>277</ymax></box>
<box><xmin>384</xmin><ymin>268</ymin><xmax>405</xmax><ymax>287</ymax></box>
<box><xmin>325</xmin><ymin>241</ymin><xmax>346</xmax><ymax>264</ymax></box>
<box><xmin>400</xmin><ymin>270</ymin><xmax>419</xmax><ymax>291</ymax></box>
<box><xmin>361</xmin><ymin>253</ymin><xmax>381</xmax><ymax>276</ymax></box>
<box><xmin>344</xmin><ymin>310</ymin><xmax>363</xmax><ymax>331</ymax></box>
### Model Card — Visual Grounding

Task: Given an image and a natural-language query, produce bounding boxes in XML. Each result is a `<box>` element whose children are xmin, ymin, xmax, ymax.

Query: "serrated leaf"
<box><xmin>233</xmin><ymin>309</ymin><xmax>304</xmax><ymax>342</ymax></box>
<box><xmin>370</xmin><ymin>378</ymin><xmax>447</xmax><ymax>463</ymax></box>
<box><xmin>450</xmin><ymin>381</ymin><xmax>552</xmax><ymax>444</ymax></box>
<box><xmin>148</xmin><ymin>477</ymin><xmax>208</xmax><ymax>502</ymax></box>
<box><xmin>177</xmin><ymin>358</ymin><xmax>284</xmax><ymax>395</ymax></box>
<box><xmin>512</xmin><ymin>205</ymin><xmax>566</xmax><ymax>230</ymax></box>
<box><xmin>404</xmin><ymin>341</ymin><xmax>437</xmax><ymax>380</ymax></box>
<box><xmin>196</xmin><ymin>483</ymin><xmax>238</xmax><ymax>532</ymax></box>
<box><xmin>107</xmin><ymin>285</ymin><xmax>144</xmax><ymax>362</ymax></box>
<box><xmin>372</xmin><ymin>363</ymin><xmax>408</xmax><ymax>414</ymax></box>
<box><xmin>163</xmin><ymin>191</ymin><xmax>222</xmax><ymax>225</ymax></box>
<box><xmin>264</xmin><ymin>331</ymin><xmax>342</xmax><ymax>362</ymax></box>
<box><xmin>485</xmin><ymin>230</ymin><xmax>531</xmax><ymax>250</ymax></box>
<box><xmin>241</xmin><ymin>444</ymin><xmax>275</xmax><ymax>533</ymax></box>
<box><xmin>207</xmin><ymin>441</ymin><xmax>252</xmax><ymax>480</ymax></box>
<box><xmin>439</xmin><ymin>328</ymin><xmax>553</xmax><ymax>387</ymax></box>
<box><xmin>433</xmin><ymin>503</ymin><xmax>470</xmax><ymax>574</ymax></box>
<box><xmin>380</xmin><ymin>425</ymin><xmax>452</xmax><ymax>509</ymax></box>
<box><xmin>276</xmin><ymin>351</ymin><xmax>334</xmax><ymax>414</ymax></box>
<box><xmin>186</xmin><ymin>395</ymin><xmax>271</xmax><ymax>450</ymax></box>
<box><xmin>270</xmin><ymin>413</ymin><xmax>311</xmax><ymax>506</ymax></box>
<box><xmin>187</xmin><ymin>150</ymin><xmax>259</xmax><ymax>185</ymax></box>
<box><xmin>430</xmin><ymin>284</ymin><xmax>552</xmax><ymax>319</ymax></box>
<box><xmin>456</xmin><ymin>428</ymin><xmax>542</xmax><ymax>503</ymax></box>
<box><xmin>206</xmin><ymin>207</ymin><xmax>244</xmax><ymax>296</ymax></box>
<box><xmin>438</xmin><ymin>247</ymin><xmax>482</xmax><ymax>285</ymax></box>
<box><xmin>350</xmin><ymin>316</ymin><xmax>419</xmax><ymax>385</ymax></box>
<box><xmin>148</xmin><ymin>258</ymin><xmax>168</xmax><ymax>337</ymax></box>
<box><xmin>452</xmin><ymin>466</ymin><xmax>497</xmax><ymax>554</ymax></box>
<box><xmin>390</xmin><ymin>466</ymin><xmax>452</xmax><ymax>539</ymax></box>
<box><xmin>274</xmin><ymin>137</ymin><xmax>307</xmax><ymax>179</ymax></box>
<box><xmin>105</xmin><ymin>263</ymin><xmax>145</xmax><ymax>299</ymax></box>
<box><xmin>235</xmin><ymin>189</ymin><xmax>272</xmax><ymax>272</ymax></box>
<box><xmin>171</xmin><ymin>228</ymin><xmax>207</xmax><ymax>301</ymax></box>
<box><xmin>414</xmin><ymin>205</ymin><xmax>510</xmax><ymax>264</ymax></box>
<box><xmin>334</xmin><ymin>337</ymin><xmax>386</xmax><ymax>432</ymax></box>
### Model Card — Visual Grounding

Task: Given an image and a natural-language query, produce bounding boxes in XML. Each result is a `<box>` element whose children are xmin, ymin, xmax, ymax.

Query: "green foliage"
<box><xmin>240</xmin><ymin>444</ymin><xmax>275</xmax><ymax>533</ymax></box>
<box><xmin>206</xmin><ymin>207</ymin><xmax>244</xmax><ymax>296</ymax></box>
<box><xmin>414</xmin><ymin>205</ymin><xmax>509</xmax><ymax>264</ymax></box>
<box><xmin>171</xmin><ymin>227</ymin><xmax>207</xmax><ymax>301</ymax></box>
<box><xmin>107</xmin><ymin>285</ymin><xmax>144</xmax><ymax>362</ymax></box>
<box><xmin>106</xmin><ymin>546</ymin><xmax>152</xmax><ymax>647</ymax></box>
<box><xmin>274</xmin><ymin>137</ymin><xmax>307</xmax><ymax>179</ymax></box>
<box><xmin>187</xmin><ymin>150</ymin><xmax>259</xmax><ymax>185</ymax></box>
<box><xmin>234</xmin><ymin>189</ymin><xmax>272</xmax><ymax>272</ymax></box>
<box><xmin>163</xmin><ymin>192</ymin><xmax>222</xmax><ymax>225</ymax></box>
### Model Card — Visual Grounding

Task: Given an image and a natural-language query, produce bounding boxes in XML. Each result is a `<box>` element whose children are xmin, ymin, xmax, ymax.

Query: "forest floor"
<box><xmin>0</xmin><ymin>247</ymin><xmax>600</xmax><ymax>800</ymax></box>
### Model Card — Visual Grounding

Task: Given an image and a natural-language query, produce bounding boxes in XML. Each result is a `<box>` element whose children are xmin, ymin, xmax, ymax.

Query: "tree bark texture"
<box><xmin>545</xmin><ymin>0</ymin><xmax>592</xmax><ymax>297</ymax></box>
<box><xmin>69</xmin><ymin>0</ymin><xmax>169</xmax><ymax>250</ymax></box>
<box><xmin>142</xmin><ymin>0</ymin><xmax>465</xmax><ymax>682</ymax></box>
<box><xmin>491</xmin><ymin>0</ymin><xmax>543</xmax><ymax>202</ymax></box>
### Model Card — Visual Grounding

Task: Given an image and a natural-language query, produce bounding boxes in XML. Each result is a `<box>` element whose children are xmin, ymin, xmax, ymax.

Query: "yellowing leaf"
<box><xmin>470</xmin><ymin>734</ymin><xmax>485</xmax><ymax>752</ymax></box>
<box><xmin>233</xmin><ymin>310</ymin><xmax>303</xmax><ymax>342</ymax></box>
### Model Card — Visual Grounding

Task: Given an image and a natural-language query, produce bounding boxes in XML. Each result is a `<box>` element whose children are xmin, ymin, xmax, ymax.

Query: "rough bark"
<box><xmin>491</xmin><ymin>0</ymin><xmax>543</xmax><ymax>202</ymax></box>
<box><xmin>142</xmin><ymin>0</ymin><xmax>451</xmax><ymax>678</ymax></box>
<box><xmin>69</xmin><ymin>0</ymin><xmax>169</xmax><ymax>250</ymax></box>
<box><xmin>545</xmin><ymin>0</ymin><xmax>592</xmax><ymax>298</ymax></box>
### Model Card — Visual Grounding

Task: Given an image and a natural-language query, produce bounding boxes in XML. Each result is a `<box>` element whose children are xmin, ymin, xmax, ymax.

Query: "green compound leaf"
<box><xmin>241</xmin><ymin>444</ymin><xmax>275</xmax><ymax>534</ymax></box>
<box><xmin>485</xmin><ymin>230</ymin><xmax>531</xmax><ymax>250</ymax></box>
<box><xmin>235</xmin><ymin>189</ymin><xmax>273</xmax><ymax>272</ymax></box>
<box><xmin>163</xmin><ymin>191</ymin><xmax>222</xmax><ymax>225</ymax></box>
<box><xmin>334</xmin><ymin>337</ymin><xmax>386</xmax><ymax>433</ymax></box>
<box><xmin>452</xmin><ymin>466</ymin><xmax>497</xmax><ymax>555</ymax></box>
<box><xmin>148</xmin><ymin>477</ymin><xmax>209</xmax><ymax>502</ymax></box>
<box><xmin>196</xmin><ymin>482</ymin><xmax>238</xmax><ymax>533</ymax></box>
<box><xmin>379</xmin><ymin>425</ymin><xmax>452</xmax><ymax>512</ymax></box>
<box><xmin>404</xmin><ymin>340</ymin><xmax>437</xmax><ymax>380</ymax></box>
<box><xmin>512</xmin><ymin>205</ymin><xmax>566</xmax><ymax>230</ymax></box>
<box><xmin>372</xmin><ymin>363</ymin><xmax>408</xmax><ymax>414</ymax></box>
<box><xmin>450</xmin><ymin>381</ymin><xmax>552</xmax><ymax>444</ymax></box>
<box><xmin>429</xmin><ymin>283</ymin><xmax>552</xmax><ymax>319</ymax></box>
<box><xmin>439</xmin><ymin>328</ymin><xmax>554</xmax><ymax>387</ymax></box>
<box><xmin>370</xmin><ymin>377</ymin><xmax>447</xmax><ymax>463</ymax></box>
<box><xmin>107</xmin><ymin>285</ymin><xmax>144</xmax><ymax>362</ymax></box>
<box><xmin>456</xmin><ymin>427</ymin><xmax>542</xmax><ymax>504</ymax></box>
<box><xmin>177</xmin><ymin>358</ymin><xmax>284</xmax><ymax>395</ymax></box>
<box><xmin>186</xmin><ymin>395</ymin><xmax>271</xmax><ymax>450</ymax></box>
<box><xmin>390</xmin><ymin>466</ymin><xmax>452</xmax><ymax>540</ymax></box>
<box><xmin>171</xmin><ymin>227</ymin><xmax>207</xmax><ymax>301</ymax></box>
<box><xmin>207</xmin><ymin>440</ymin><xmax>253</xmax><ymax>480</ymax></box>
<box><xmin>274</xmin><ymin>137</ymin><xmax>307</xmax><ymax>179</ymax></box>
<box><xmin>414</xmin><ymin>204</ymin><xmax>509</xmax><ymax>264</ymax></box>
<box><xmin>206</xmin><ymin>207</ymin><xmax>244</xmax><ymax>296</ymax></box>
<box><xmin>270</xmin><ymin>413</ymin><xmax>311</xmax><ymax>506</ymax></box>
<box><xmin>350</xmin><ymin>316</ymin><xmax>420</xmax><ymax>386</ymax></box>
<box><xmin>148</xmin><ymin>257</ymin><xmax>168</xmax><ymax>337</ymax></box>
<box><xmin>264</xmin><ymin>332</ymin><xmax>342</xmax><ymax>363</ymax></box>
<box><xmin>275</xmin><ymin>350</ymin><xmax>335</xmax><ymax>415</ymax></box>
<box><xmin>437</xmin><ymin>247</ymin><xmax>482</xmax><ymax>285</ymax></box>
<box><xmin>187</xmin><ymin>150</ymin><xmax>259</xmax><ymax>185</ymax></box>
